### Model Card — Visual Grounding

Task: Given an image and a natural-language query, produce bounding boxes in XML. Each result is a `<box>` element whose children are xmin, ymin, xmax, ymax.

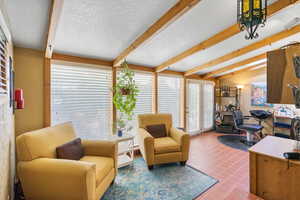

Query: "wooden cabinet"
<box><xmin>249</xmin><ymin>136</ymin><xmax>300</xmax><ymax>200</ymax></box>
<box><xmin>267</xmin><ymin>44</ymin><xmax>300</xmax><ymax>104</ymax></box>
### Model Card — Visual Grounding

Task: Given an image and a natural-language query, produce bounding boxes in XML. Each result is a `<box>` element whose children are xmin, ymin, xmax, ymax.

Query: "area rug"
<box><xmin>101</xmin><ymin>158</ymin><xmax>218</xmax><ymax>200</ymax></box>
<box><xmin>217</xmin><ymin>135</ymin><xmax>249</xmax><ymax>152</ymax></box>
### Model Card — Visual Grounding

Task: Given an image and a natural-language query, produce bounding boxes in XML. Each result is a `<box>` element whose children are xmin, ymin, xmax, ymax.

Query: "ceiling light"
<box><xmin>237</xmin><ymin>0</ymin><xmax>267</xmax><ymax>40</ymax></box>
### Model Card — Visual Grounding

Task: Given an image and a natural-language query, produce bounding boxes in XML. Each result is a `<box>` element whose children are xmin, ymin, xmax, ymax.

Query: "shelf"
<box><xmin>118</xmin><ymin>148</ymin><xmax>133</xmax><ymax>155</ymax></box>
<box><xmin>118</xmin><ymin>154</ymin><xmax>133</xmax><ymax>168</ymax></box>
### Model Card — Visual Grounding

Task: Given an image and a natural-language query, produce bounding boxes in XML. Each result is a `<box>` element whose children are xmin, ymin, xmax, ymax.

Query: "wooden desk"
<box><xmin>249</xmin><ymin>136</ymin><xmax>300</xmax><ymax>200</ymax></box>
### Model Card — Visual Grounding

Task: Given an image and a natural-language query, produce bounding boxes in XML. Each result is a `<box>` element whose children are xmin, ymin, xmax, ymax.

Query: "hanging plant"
<box><xmin>113</xmin><ymin>61</ymin><xmax>139</xmax><ymax>134</ymax></box>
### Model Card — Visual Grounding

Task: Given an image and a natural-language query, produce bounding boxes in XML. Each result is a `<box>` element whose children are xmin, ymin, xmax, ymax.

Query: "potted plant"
<box><xmin>113</xmin><ymin>61</ymin><xmax>139</xmax><ymax>136</ymax></box>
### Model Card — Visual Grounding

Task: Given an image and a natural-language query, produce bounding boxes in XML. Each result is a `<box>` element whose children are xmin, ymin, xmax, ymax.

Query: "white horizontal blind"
<box><xmin>118</xmin><ymin>71</ymin><xmax>153</xmax><ymax>138</ymax></box>
<box><xmin>187</xmin><ymin>82</ymin><xmax>200</xmax><ymax>133</ymax></box>
<box><xmin>158</xmin><ymin>75</ymin><xmax>182</xmax><ymax>128</ymax></box>
<box><xmin>51</xmin><ymin>64</ymin><xmax>112</xmax><ymax>139</ymax></box>
<box><xmin>0</xmin><ymin>29</ymin><xmax>8</xmax><ymax>95</ymax></box>
<box><xmin>201</xmin><ymin>81</ymin><xmax>214</xmax><ymax>131</ymax></box>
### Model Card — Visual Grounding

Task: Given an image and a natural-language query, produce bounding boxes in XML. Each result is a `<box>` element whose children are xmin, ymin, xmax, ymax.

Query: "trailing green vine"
<box><xmin>113</xmin><ymin>61</ymin><xmax>139</xmax><ymax>133</ymax></box>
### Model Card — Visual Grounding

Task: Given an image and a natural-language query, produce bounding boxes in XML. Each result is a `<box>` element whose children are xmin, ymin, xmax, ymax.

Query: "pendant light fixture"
<box><xmin>237</xmin><ymin>0</ymin><xmax>267</xmax><ymax>40</ymax></box>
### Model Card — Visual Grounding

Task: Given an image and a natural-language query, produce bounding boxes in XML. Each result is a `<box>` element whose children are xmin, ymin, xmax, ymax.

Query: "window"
<box><xmin>51</xmin><ymin>63</ymin><xmax>112</xmax><ymax>139</ymax></box>
<box><xmin>158</xmin><ymin>75</ymin><xmax>183</xmax><ymax>127</ymax></box>
<box><xmin>0</xmin><ymin>28</ymin><xmax>8</xmax><ymax>95</ymax></box>
<box><xmin>117</xmin><ymin>71</ymin><xmax>153</xmax><ymax>138</ymax></box>
<box><xmin>201</xmin><ymin>81</ymin><xmax>214</xmax><ymax>131</ymax></box>
<box><xmin>187</xmin><ymin>82</ymin><xmax>200</xmax><ymax>133</ymax></box>
<box><xmin>187</xmin><ymin>80</ymin><xmax>214</xmax><ymax>134</ymax></box>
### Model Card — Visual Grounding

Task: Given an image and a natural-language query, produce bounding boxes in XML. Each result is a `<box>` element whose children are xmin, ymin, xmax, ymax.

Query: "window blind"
<box><xmin>187</xmin><ymin>82</ymin><xmax>200</xmax><ymax>133</ymax></box>
<box><xmin>51</xmin><ymin>64</ymin><xmax>112</xmax><ymax>139</ymax></box>
<box><xmin>0</xmin><ymin>29</ymin><xmax>8</xmax><ymax>95</ymax></box>
<box><xmin>117</xmin><ymin>71</ymin><xmax>153</xmax><ymax>138</ymax></box>
<box><xmin>158</xmin><ymin>75</ymin><xmax>182</xmax><ymax>128</ymax></box>
<box><xmin>186</xmin><ymin>80</ymin><xmax>214</xmax><ymax>135</ymax></box>
<box><xmin>201</xmin><ymin>81</ymin><xmax>214</xmax><ymax>131</ymax></box>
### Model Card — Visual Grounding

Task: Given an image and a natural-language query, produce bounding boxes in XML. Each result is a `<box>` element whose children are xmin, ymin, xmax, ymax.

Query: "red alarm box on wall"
<box><xmin>15</xmin><ymin>88</ymin><xmax>24</xmax><ymax>109</ymax></box>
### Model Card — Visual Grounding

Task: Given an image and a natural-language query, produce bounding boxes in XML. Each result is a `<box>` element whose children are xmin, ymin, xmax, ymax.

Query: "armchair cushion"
<box><xmin>80</xmin><ymin>156</ymin><xmax>114</xmax><ymax>186</ymax></box>
<box><xmin>154</xmin><ymin>137</ymin><xmax>180</xmax><ymax>154</ymax></box>
<box><xmin>146</xmin><ymin>124</ymin><xmax>167</xmax><ymax>138</ymax></box>
<box><xmin>56</xmin><ymin>138</ymin><xmax>84</xmax><ymax>160</ymax></box>
<box><xmin>18</xmin><ymin>158</ymin><xmax>96</xmax><ymax>200</ymax></box>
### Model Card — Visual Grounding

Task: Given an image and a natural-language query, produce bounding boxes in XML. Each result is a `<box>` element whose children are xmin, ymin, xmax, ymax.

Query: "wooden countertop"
<box><xmin>249</xmin><ymin>136</ymin><xmax>300</xmax><ymax>163</ymax></box>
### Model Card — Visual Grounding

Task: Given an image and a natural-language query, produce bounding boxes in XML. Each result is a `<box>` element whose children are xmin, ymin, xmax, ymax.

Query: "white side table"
<box><xmin>97</xmin><ymin>133</ymin><xmax>134</xmax><ymax>168</ymax></box>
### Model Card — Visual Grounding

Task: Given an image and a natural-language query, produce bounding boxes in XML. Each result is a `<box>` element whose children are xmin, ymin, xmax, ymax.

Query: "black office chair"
<box><xmin>232</xmin><ymin>110</ymin><xmax>264</xmax><ymax>145</ymax></box>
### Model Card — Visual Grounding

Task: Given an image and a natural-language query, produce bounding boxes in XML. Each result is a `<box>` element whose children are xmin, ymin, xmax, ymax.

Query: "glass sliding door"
<box><xmin>187</xmin><ymin>81</ymin><xmax>200</xmax><ymax>134</ymax></box>
<box><xmin>186</xmin><ymin>80</ymin><xmax>215</xmax><ymax>135</ymax></box>
<box><xmin>202</xmin><ymin>82</ymin><xmax>214</xmax><ymax>131</ymax></box>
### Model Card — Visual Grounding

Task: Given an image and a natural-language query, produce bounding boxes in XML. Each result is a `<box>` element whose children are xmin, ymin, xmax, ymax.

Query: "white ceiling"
<box><xmin>127</xmin><ymin>0</ymin><xmax>237</xmax><ymax>66</ymax></box>
<box><xmin>54</xmin><ymin>0</ymin><xmax>177</xmax><ymax>61</ymax></box>
<box><xmin>210</xmin><ymin>32</ymin><xmax>300</xmax><ymax>77</ymax></box>
<box><xmin>4</xmin><ymin>0</ymin><xmax>300</xmax><ymax>75</ymax></box>
<box><xmin>5</xmin><ymin>0</ymin><xmax>51</xmax><ymax>50</ymax></box>
<box><xmin>170</xmin><ymin>2</ymin><xmax>300</xmax><ymax>73</ymax></box>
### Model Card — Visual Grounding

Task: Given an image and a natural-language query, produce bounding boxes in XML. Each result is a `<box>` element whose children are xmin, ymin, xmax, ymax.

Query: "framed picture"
<box><xmin>251</xmin><ymin>82</ymin><xmax>273</xmax><ymax>107</ymax></box>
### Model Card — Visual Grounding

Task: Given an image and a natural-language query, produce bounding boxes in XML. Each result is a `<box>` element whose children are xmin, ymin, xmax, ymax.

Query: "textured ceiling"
<box><xmin>126</xmin><ymin>0</ymin><xmax>237</xmax><ymax>66</ymax></box>
<box><xmin>5</xmin><ymin>0</ymin><xmax>51</xmax><ymax>50</ymax></box>
<box><xmin>170</xmin><ymin>2</ymin><xmax>300</xmax><ymax>73</ymax></box>
<box><xmin>54</xmin><ymin>0</ymin><xmax>177</xmax><ymax>61</ymax></box>
<box><xmin>4</xmin><ymin>0</ymin><xmax>300</xmax><ymax>75</ymax></box>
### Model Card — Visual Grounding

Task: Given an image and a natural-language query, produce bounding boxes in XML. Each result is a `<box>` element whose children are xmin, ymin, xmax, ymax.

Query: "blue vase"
<box><xmin>118</xmin><ymin>130</ymin><xmax>123</xmax><ymax>137</ymax></box>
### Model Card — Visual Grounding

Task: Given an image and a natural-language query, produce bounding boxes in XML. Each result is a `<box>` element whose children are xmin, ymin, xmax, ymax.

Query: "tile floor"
<box><xmin>188</xmin><ymin>132</ymin><xmax>263</xmax><ymax>200</ymax></box>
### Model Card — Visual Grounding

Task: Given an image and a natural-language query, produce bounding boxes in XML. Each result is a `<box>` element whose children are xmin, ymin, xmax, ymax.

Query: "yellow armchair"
<box><xmin>137</xmin><ymin>114</ymin><xmax>190</xmax><ymax>169</ymax></box>
<box><xmin>16</xmin><ymin>122</ymin><xmax>117</xmax><ymax>200</ymax></box>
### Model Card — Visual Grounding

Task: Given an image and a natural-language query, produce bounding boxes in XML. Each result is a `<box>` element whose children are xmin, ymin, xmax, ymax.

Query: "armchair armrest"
<box><xmin>137</xmin><ymin>128</ymin><xmax>154</xmax><ymax>166</ymax></box>
<box><xmin>170</xmin><ymin>127</ymin><xmax>190</xmax><ymax>161</ymax></box>
<box><xmin>18</xmin><ymin>158</ymin><xmax>96</xmax><ymax>200</ymax></box>
<box><xmin>82</xmin><ymin>140</ymin><xmax>118</xmax><ymax>173</ymax></box>
<box><xmin>82</xmin><ymin>140</ymin><xmax>117</xmax><ymax>158</ymax></box>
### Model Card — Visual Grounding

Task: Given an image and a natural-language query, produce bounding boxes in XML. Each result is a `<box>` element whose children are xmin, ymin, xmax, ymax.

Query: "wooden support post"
<box><xmin>182</xmin><ymin>77</ymin><xmax>187</xmax><ymax>130</ymax></box>
<box><xmin>153</xmin><ymin>72</ymin><xmax>158</xmax><ymax>113</ymax></box>
<box><xmin>44</xmin><ymin>58</ymin><xmax>51</xmax><ymax>127</ymax></box>
<box><xmin>112</xmin><ymin>67</ymin><xmax>117</xmax><ymax>135</ymax></box>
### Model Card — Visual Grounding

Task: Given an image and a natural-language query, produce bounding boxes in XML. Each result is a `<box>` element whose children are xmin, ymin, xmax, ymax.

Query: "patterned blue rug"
<box><xmin>101</xmin><ymin>158</ymin><xmax>218</xmax><ymax>200</ymax></box>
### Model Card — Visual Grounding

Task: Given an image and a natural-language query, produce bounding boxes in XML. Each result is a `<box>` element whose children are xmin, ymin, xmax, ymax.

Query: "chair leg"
<box><xmin>180</xmin><ymin>161</ymin><xmax>187</xmax><ymax>166</ymax></box>
<box><xmin>111</xmin><ymin>178</ymin><xmax>115</xmax><ymax>185</ymax></box>
<box><xmin>148</xmin><ymin>165</ymin><xmax>154</xmax><ymax>170</ymax></box>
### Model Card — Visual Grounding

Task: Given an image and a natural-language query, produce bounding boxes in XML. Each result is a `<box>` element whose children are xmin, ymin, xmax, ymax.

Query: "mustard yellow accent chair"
<box><xmin>16</xmin><ymin>122</ymin><xmax>118</xmax><ymax>200</ymax></box>
<box><xmin>137</xmin><ymin>114</ymin><xmax>190</xmax><ymax>170</ymax></box>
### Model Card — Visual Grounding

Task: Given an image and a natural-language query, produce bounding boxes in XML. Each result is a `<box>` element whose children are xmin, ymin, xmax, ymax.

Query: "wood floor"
<box><xmin>188</xmin><ymin>132</ymin><xmax>262</xmax><ymax>200</ymax></box>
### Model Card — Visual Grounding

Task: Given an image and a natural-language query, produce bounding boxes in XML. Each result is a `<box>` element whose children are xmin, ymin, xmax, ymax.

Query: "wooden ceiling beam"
<box><xmin>155</xmin><ymin>0</ymin><xmax>300</xmax><ymax>73</ymax></box>
<box><xmin>203</xmin><ymin>53</ymin><xmax>266</xmax><ymax>79</ymax></box>
<box><xmin>186</xmin><ymin>23</ymin><xmax>300</xmax><ymax>76</ymax></box>
<box><xmin>52</xmin><ymin>53</ymin><xmax>114</xmax><ymax>67</ymax></box>
<box><xmin>113</xmin><ymin>0</ymin><xmax>201</xmax><ymax>67</ymax></box>
<box><xmin>218</xmin><ymin>65</ymin><xmax>266</xmax><ymax>80</ymax></box>
<box><xmin>45</xmin><ymin>0</ymin><xmax>64</xmax><ymax>58</ymax></box>
<box><xmin>216</xmin><ymin>62</ymin><xmax>266</xmax><ymax>79</ymax></box>
<box><xmin>52</xmin><ymin>53</ymin><xmax>208</xmax><ymax>79</ymax></box>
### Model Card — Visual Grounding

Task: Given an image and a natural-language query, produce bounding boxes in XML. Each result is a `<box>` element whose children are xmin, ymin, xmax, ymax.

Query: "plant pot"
<box><xmin>120</xmin><ymin>88</ymin><xmax>130</xmax><ymax>95</ymax></box>
<box><xmin>118</xmin><ymin>130</ymin><xmax>123</xmax><ymax>137</ymax></box>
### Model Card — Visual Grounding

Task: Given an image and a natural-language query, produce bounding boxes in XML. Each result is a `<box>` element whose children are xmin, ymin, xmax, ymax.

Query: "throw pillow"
<box><xmin>56</xmin><ymin>138</ymin><xmax>84</xmax><ymax>160</ymax></box>
<box><xmin>146</xmin><ymin>124</ymin><xmax>167</xmax><ymax>138</ymax></box>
